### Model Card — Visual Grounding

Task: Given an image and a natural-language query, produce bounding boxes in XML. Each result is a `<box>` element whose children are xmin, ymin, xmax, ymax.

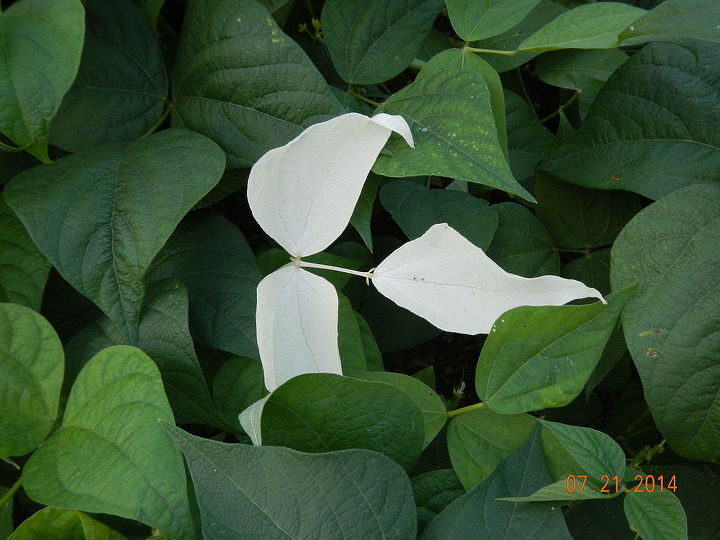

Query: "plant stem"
<box><xmin>540</xmin><ymin>90</ymin><xmax>580</xmax><ymax>124</ymax></box>
<box><xmin>463</xmin><ymin>46</ymin><xmax>518</xmax><ymax>56</ymax></box>
<box><xmin>347</xmin><ymin>90</ymin><xmax>381</xmax><ymax>108</ymax></box>
<box><xmin>446</xmin><ymin>401</ymin><xmax>487</xmax><ymax>418</ymax></box>
<box><xmin>0</xmin><ymin>477</ymin><xmax>22</xmax><ymax>509</ymax></box>
<box><xmin>295</xmin><ymin>260</ymin><xmax>373</xmax><ymax>279</ymax></box>
<box><xmin>140</xmin><ymin>100</ymin><xmax>173</xmax><ymax>139</ymax></box>
<box><xmin>557</xmin><ymin>247</ymin><xmax>590</xmax><ymax>255</ymax></box>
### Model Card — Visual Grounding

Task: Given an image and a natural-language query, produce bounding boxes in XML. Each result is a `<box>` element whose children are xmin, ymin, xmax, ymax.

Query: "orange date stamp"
<box><xmin>565</xmin><ymin>474</ymin><xmax>677</xmax><ymax>494</ymax></box>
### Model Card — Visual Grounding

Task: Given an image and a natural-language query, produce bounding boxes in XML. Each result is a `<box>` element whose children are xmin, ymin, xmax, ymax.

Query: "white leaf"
<box><xmin>247</xmin><ymin>113</ymin><xmax>414</xmax><ymax>257</ymax></box>
<box><xmin>256</xmin><ymin>265</ymin><xmax>342</xmax><ymax>391</ymax></box>
<box><xmin>239</xmin><ymin>395</ymin><xmax>270</xmax><ymax>446</ymax></box>
<box><xmin>373</xmin><ymin>223</ymin><xmax>604</xmax><ymax>334</ymax></box>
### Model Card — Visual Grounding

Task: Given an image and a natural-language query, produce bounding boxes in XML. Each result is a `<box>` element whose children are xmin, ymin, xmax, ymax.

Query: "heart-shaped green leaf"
<box><xmin>374</xmin><ymin>67</ymin><xmax>533</xmax><ymax>200</ymax></box>
<box><xmin>540</xmin><ymin>40</ymin><xmax>720</xmax><ymax>200</ymax></box>
<box><xmin>0</xmin><ymin>303</ymin><xmax>63</xmax><ymax>459</ymax></box>
<box><xmin>0</xmin><ymin>0</ymin><xmax>85</xmax><ymax>162</ymax></box>
<box><xmin>423</xmin><ymin>425</ymin><xmax>572</xmax><ymax>539</ymax></box>
<box><xmin>65</xmin><ymin>280</ymin><xmax>228</xmax><ymax>430</ymax></box>
<box><xmin>446</xmin><ymin>0</ymin><xmax>541</xmax><ymax>41</ymax></box>
<box><xmin>486</xmin><ymin>202</ymin><xmax>559</xmax><ymax>277</ymax></box>
<box><xmin>23</xmin><ymin>345</ymin><xmax>193</xmax><ymax>539</ymax></box>
<box><xmin>49</xmin><ymin>0</ymin><xmax>168</xmax><ymax>152</ymax></box>
<box><xmin>261</xmin><ymin>373</ymin><xmax>425</xmax><ymax>469</ymax></box>
<box><xmin>5</xmin><ymin>129</ymin><xmax>225</xmax><ymax>343</ymax></box>
<box><xmin>611</xmin><ymin>183</ymin><xmax>720</xmax><ymax>461</ymax></box>
<box><xmin>147</xmin><ymin>211</ymin><xmax>260</xmax><ymax>359</ymax></box>
<box><xmin>321</xmin><ymin>0</ymin><xmax>444</xmax><ymax>84</ymax></box>
<box><xmin>173</xmin><ymin>0</ymin><xmax>345</xmax><ymax>167</ymax></box>
<box><xmin>7</xmin><ymin>507</ymin><xmax>126</xmax><ymax>540</ymax></box>
<box><xmin>380</xmin><ymin>181</ymin><xmax>499</xmax><ymax>249</ymax></box>
<box><xmin>539</xmin><ymin>420</ymin><xmax>626</xmax><ymax>483</ymax></box>
<box><xmin>475</xmin><ymin>286</ymin><xmax>634</xmax><ymax>414</ymax></box>
<box><xmin>0</xmin><ymin>193</ymin><xmax>50</xmax><ymax>310</ymax></box>
<box><xmin>447</xmin><ymin>407</ymin><xmax>536</xmax><ymax>490</ymax></box>
<box><xmin>624</xmin><ymin>489</ymin><xmax>688</xmax><ymax>540</ymax></box>
<box><xmin>518</xmin><ymin>3</ymin><xmax>645</xmax><ymax>52</ymax></box>
<box><xmin>168</xmin><ymin>426</ymin><xmax>418</xmax><ymax>538</ymax></box>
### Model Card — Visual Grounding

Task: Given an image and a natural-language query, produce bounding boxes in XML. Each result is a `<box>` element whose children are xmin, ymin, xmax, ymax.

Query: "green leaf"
<box><xmin>486</xmin><ymin>202</ymin><xmax>559</xmax><ymax>277</ymax></box>
<box><xmin>0</xmin><ymin>303</ymin><xmax>63</xmax><ymax>459</ymax></box>
<box><xmin>166</xmin><ymin>425</ymin><xmax>418</xmax><ymax>539</ymax></box>
<box><xmin>5</xmin><ymin>129</ymin><xmax>225</xmax><ymax>343</ymax></box>
<box><xmin>212</xmin><ymin>355</ymin><xmax>266</xmax><ymax>431</ymax></box>
<box><xmin>0</xmin><ymin>0</ymin><xmax>85</xmax><ymax>162</ymax></box>
<box><xmin>374</xmin><ymin>67</ymin><xmax>532</xmax><ymax>200</ymax></box>
<box><xmin>411</xmin><ymin>470</ymin><xmax>464</xmax><ymax>534</ymax></box>
<box><xmin>562</xmin><ymin>249</ymin><xmax>612</xmax><ymax>296</ymax></box>
<box><xmin>624</xmin><ymin>490</ymin><xmax>688</xmax><ymax>540</ymax></box>
<box><xmin>447</xmin><ymin>407</ymin><xmax>536</xmax><ymax>490</ymax></box>
<box><xmin>518</xmin><ymin>3</ymin><xmax>646</xmax><ymax>52</ymax></box>
<box><xmin>321</xmin><ymin>0</ymin><xmax>443</xmax><ymax>84</ymax></box>
<box><xmin>645</xmin><ymin>465</ymin><xmax>720</xmax><ymax>539</ymax></box>
<box><xmin>49</xmin><ymin>0</ymin><xmax>166</xmax><ymax>152</ymax></box>
<box><xmin>146</xmin><ymin>210</ymin><xmax>260</xmax><ymax>359</ymax></box>
<box><xmin>534</xmin><ymin>48</ymin><xmax>628</xmax><ymax>116</ymax></box>
<box><xmin>379</xmin><ymin>181</ymin><xmax>498</xmax><ymax>249</ymax></box>
<box><xmin>611</xmin><ymin>183</ymin><xmax>720</xmax><ymax>461</ymax></box>
<box><xmin>475</xmin><ymin>286</ymin><xmax>634</xmax><ymax>415</ymax></box>
<box><xmin>173</xmin><ymin>0</ymin><xmax>345</xmax><ymax>168</ymax></box>
<box><xmin>500</xmin><ymin>479</ymin><xmax>616</xmax><ymax>502</ymax></box>
<box><xmin>0</xmin><ymin>193</ymin><xmax>50</xmax><ymax>311</ymax></box>
<box><xmin>347</xmin><ymin>369</ymin><xmax>446</xmax><ymax>448</ymax></box>
<box><xmin>134</xmin><ymin>0</ymin><xmax>165</xmax><ymax>29</ymax></box>
<box><xmin>338</xmin><ymin>294</ymin><xmax>368</xmax><ymax>371</ymax></box>
<box><xmin>349</xmin><ymin>173</ymin><xmax>380</xmax><ymax>251</ymax></box>
<box><xmin>446</xmin><ymin>0</ymin><xmax>541</xmax><ymax>41</ymax></box>
<box><xmin>540</xmin><ymin>41</ymin><xmax>720</xmax><ymax>200</ymax></box>
<box><xmin>64</xmin><ymin>280</ymin><xmax>227</xmax><ymax>429</ymax></box>
<box><xmin>7</xmin><ymin>507</ymin><xmax>126</xmax><ymax>540</ymax></box>
<box><xmin>470</xmin><ymin>0</ymin><xmax>567</xmax><ymax>72</ymax></box>
<box><xmin>419</xmin><ymin>48</ymin><xmax>508</xmax><ymax>160</ymax></box>
<box><xmin>504</xmin><ymin>90</ymin><xmax>552</xmax><ymax>180</ymax></box>
<box><xmin>583</xmin><ymin>324</ymin><xmax>627</xmax><ymax>395</ymax></box>
<box><xmin>261</xmin><ymin>373</ymin><xmax>425</xmax><ymax>468</ymax></box>
<box><xmin>0</xmin><ymin>486</ymin><xmax>13</xmax><ymax>540</ymax></box>
<box><xmin>23</xmin><ymin>346</ymin><xmax>193</xmax><ymax>539</ymax></box>
<box><xmin>535</xmin><ymin>175</ymin><xmax>641</xmax><ymax>249</ymax></box>
<box><xmin>619</xmin><ymin>0</ymin><xmax>720</xmax><ymax>46</ymax></box>
<box><xmin>539</xmin><ymin>420</ymin><xmax>626</xmax><ymax>482</ymax></box>
<box><xmin>423</xmin><ymin>425</ymin><xmax>571</xmax><ymax>539</ymax></box>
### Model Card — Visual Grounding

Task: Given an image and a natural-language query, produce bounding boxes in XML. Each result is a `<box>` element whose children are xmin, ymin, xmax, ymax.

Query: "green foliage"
<box><xmin>612</xmin><ymin>183</ymin><xmax>720</xmax><ymax>461</ymax></box>
<box><xmin>1</xmin><ymin>0</ymin><xmax>716</xmax><ymax>536</ymax></box>
<box><xmin>167</xmin><ymin>425</ymin><xmax>418</xmax><ymax>539</ymax></box>
<box><xmin>0</xmin><ymin>304</ymin><xmax>63</xmax><ymax>458</ymax></box>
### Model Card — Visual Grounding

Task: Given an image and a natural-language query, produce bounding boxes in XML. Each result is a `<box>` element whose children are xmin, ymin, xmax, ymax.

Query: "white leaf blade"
<box><xmin>239</xmin><ymin>395</ymin><xmax>270</xmax><ymax>446</ymax></box>
<box><xmin>373</xmin><ymin>223</ymin><xmax>604</xmax><ymax>334</ymax></box>
<box><xmin>247</xmin><ymin>113</ymin><xmax>413</xmax><ymax>257</ymax></box>
<box><xmin>256</xmin><ymin>266</ymin><xmax>342</xmax><ymax>391</ymax></box>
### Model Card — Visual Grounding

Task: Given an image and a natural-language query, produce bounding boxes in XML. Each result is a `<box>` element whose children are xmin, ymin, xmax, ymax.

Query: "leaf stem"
<box><xmin>463</xmin><ymin>46</ymin><xmax>518</xmax><ymax>56</ymax></box>
<box><xmin>347</xmin><ymin>90</ymin><xmax>381</xmax><ymax>108</ymax></box>
<box><xmin>0</xmin><ymin>477</ymin><xmax>22</xmax><ymax>509</ymax></box>
<box><xmin>294</xmin><ymin>260</ymin><xmax>373</xmax><ymax>279</ymax></box>
<box><xmin>557</xmin><ymin>247</ymin><xmax>590</xmax><ymax>255</ymax></box>
<box><xmin>540</xmin><ymin>90</ymin><xmax>581</xmax><ymax>124</ymax></box>
<box><xmin>140</xmin><ymin>100</ymin><xmax>173</xmax><ymax>139</ymax></box>
<box><xmin>446</xmin><ymin>401</ymin><xmax>487</xmax><ymax>418</ymax></box>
